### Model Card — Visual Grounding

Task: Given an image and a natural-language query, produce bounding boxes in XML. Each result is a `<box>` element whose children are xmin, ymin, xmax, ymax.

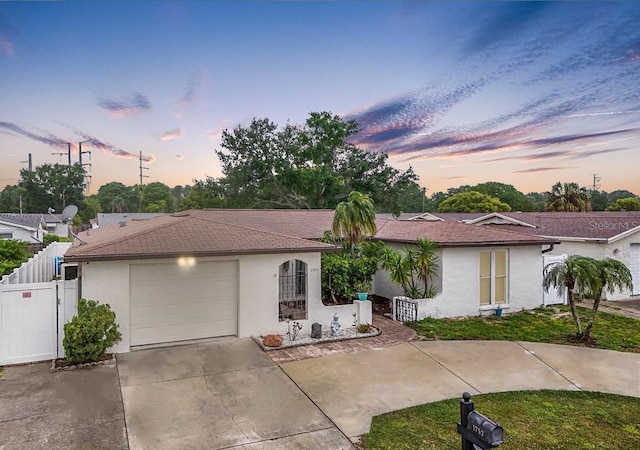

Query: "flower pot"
<box><xmin>357</xmin><ymin>292</ymin><xmax>368</xmax><ymax>301</ymax></box>
<box><xmin>495</xmin><ymin>308</ymin><xmax>503</xmax><ymax>317</ymax></box>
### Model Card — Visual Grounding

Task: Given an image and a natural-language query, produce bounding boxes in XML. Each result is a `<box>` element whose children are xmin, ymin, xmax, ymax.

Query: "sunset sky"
<box><xmin>1</xmin><ymin>1</ymin><xmax>639</xmax><ymax>197</ymax></box>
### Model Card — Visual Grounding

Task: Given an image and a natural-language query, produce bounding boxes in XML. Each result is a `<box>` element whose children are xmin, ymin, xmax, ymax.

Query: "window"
<box><xmin>279</xmin><ymin>259</ymin><xmax>308</xmax><ymax>321</ymax></box>
<box><xmin>479</xmin><ymin>250</ymin><xmax>508</xmax><ymax>305</ymax></box>
<box><xmin>0</xmin><ymin>232</ymin><xmax>13</xmax><ymax>239</ymax></box>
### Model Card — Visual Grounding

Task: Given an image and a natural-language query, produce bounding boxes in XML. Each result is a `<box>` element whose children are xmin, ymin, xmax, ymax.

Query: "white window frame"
<box><xmin>479</xmin><ymin>249</ymin><xmax>509</xmax><ymax>308</ymax></box>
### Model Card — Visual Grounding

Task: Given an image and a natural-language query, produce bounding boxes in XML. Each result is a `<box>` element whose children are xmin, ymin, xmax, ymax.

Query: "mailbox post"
<box><xmin>457</xmin><ymin>392</ymin><xmax>504</xmax><ymax>450</ymax></box>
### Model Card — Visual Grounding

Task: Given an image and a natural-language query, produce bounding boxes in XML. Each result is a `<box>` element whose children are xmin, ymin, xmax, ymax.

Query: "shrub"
<box><xmin>262</xmin><ymin>334</ymin><xmax>284</xmax><ymax>347</ymax></box>
<box><xmin>0</xmin><ymin>239</ymin><xmax>31</xmax><ymax>276</ymax></box>
<box><xmin>357</xmin><ymin>323</ymin><xmax>373</xmax><ymax>333</ymax></box>
<box><xmin>63</xmin><ymin>298</ymin><xmax>122</xmax><ymax>364</ymax></box>
<box><xmin>43</xmin><ymin>233</ymin><xmax>72</xmax><ymax>246</ymax></box>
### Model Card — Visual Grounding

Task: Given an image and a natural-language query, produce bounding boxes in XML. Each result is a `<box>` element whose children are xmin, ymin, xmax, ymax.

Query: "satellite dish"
<box><xmin>61</xmin><ymin>204</ymin><xmax>78</xmax><ymax>224</ymax></box>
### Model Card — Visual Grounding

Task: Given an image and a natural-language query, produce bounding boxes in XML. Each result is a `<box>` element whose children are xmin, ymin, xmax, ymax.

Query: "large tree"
<box><xmin>0</xmin><ymin>184</ymin><xmax>26</xmax><ymax>213</ymax></box>
<box><xmin>437</xmin><ymin>191</ymin><xmax>511</xmax><ymax>213</ymax></box>
<box><xmin>466</xmin><ymin>182</ymin><xmax>526</xmax><ymax>211</ymax></box>
<box><xmin>213</xmin><ymin>112</ymin><xmax>421</xmax><ymax>212</ymax></box>
<box><xmin>96</xmin><ymin>182</ymin><xmax>140</xmax><ymax>213</ymax></box>
<box><xmin>606</xmin><ymin>197</ymin><xmax>640</xmax><ymax>211</ymax></box>
<box><xmin>139</xmin><ymin>182</ymin><xmax>176</xmax><ymax>213</ymax></box>
<box><xmin>544</xmin><ymin>182</ymin><xmax>591</xmax><ymax>212</ymax></box>
<box><xmin>17</xmin><ymin>163</ymin><xmax>86</xmax><ymax>213</ymax></box>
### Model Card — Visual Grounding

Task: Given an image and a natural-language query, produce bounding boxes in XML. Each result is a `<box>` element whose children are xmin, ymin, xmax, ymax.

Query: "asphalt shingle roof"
<box><xmin>0</xmin><ymin>213</ymin><xmax>46</xmax><ymax>229</ymax></box>
<box><xmin>65</xmin><ymin>209</ymin><xmax>557</xmax><ymax>262</ymax></box>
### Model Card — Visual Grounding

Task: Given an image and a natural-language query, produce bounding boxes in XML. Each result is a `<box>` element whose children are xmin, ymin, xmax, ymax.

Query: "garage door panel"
<box><xmin>130</xmin><ymin>261</ymin><xmax>238</xmax><ymax>346</ymax></box>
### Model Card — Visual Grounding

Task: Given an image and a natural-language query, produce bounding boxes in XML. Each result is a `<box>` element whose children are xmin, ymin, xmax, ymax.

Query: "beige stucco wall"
<box><xmin>396</xmin><ymin>245</ymin><xmax>545</xmax><ymax>319</ymax></box>
<box><xmin>79</xmin><ymin>252</ymin><xmax>364</xmax><ymax>353</ymax></box>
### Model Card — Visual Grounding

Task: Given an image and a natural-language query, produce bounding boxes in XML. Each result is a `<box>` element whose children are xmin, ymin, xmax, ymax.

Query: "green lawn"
<box><xmin>362</xmin><ymin>391</ymin><xmax>640</xmax><ymax>449</ymax></box>
<box><xmin>410</xmin><ymin>306</ymin><xmax>640</xmax><ymax>353</ymax></box>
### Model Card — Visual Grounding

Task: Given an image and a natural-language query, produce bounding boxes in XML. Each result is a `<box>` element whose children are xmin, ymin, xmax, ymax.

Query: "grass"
<box><xmin>362</xmin><ymin>390</ymin><xmax>640</xmax><ymax>449</ymax></box>
<box><xmin>410</xmin><ymin>306</ymin><xmax>640</xmax><ymax>353</ymax></box>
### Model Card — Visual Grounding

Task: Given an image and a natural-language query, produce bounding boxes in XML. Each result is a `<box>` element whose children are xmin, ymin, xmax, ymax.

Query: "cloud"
<box><xmin>511</xmin><ymin>166</ymin><xmax>577</xmax><ymax>174</ymax></box>
<box><xmin>64</xmin><ymin>125</ymin><xmax>155</xmax><ymax>162</ymax></box>
<box><xmin>0</xmin><ymin>121</ymin><xmax>68</xmax><ymax>148</ymax></box>
<box><xmin>98</xmin><ymin>93</ymin><xmax>152</xmax><ymax>117</ymax></box>
<box><xmin>175</xmin><ymin>70</ymin><xmax>206</xmax><ymax>118</ymax></box>
<box><xmin>160</xmin><ymin>127</ymin><xmax>184</xmax><ymax>141</ymax></box>
<box><xmin>176</xmin><ymin>154</ymin><xmax>184</xmax><ymax>160</ymax></box>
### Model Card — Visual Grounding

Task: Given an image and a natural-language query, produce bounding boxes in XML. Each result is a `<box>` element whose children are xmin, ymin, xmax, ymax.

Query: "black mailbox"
<box><xmin>467</xmin><ymin>410</ymin><xmax>504</xmax><ymax>447</ymax></box>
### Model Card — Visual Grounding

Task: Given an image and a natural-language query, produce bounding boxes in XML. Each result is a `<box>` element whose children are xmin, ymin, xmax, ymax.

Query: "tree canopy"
<box><xmin>437</xmin><ymin>191</ymin><xmax>511</xmax><ymax>213</ymax></box>
<box><xmin>13</xmin><ymin>163</ymin><xmax>86</xmax><ymax>213</ymax></box>
<box><xmin>544</xmin><ymin>182</ymin><xmax>591</xmax><ymax>212</ymax></box>
<box><xmin>606</xmin><ymin>197</ymin><xmax>640</xmax><ymax>211</ymax></box>
<box><xmin>206</xmin><ymin>112</ymin><xmax>422</xmax><ymax>213</ymax></box>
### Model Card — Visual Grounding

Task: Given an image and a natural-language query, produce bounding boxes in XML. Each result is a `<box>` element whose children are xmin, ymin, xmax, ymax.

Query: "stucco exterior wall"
<box><xmin>0</xmin><ymin>226</ymin><xmax>42</xmax><ymax>243</ymax></box>
<box><xmin>549</xmin><ymin>231</ymin><xmax>640</xmax><ymax>300</ymax></box>
<box><xmin>401</xmin><ymin>245</ymin><xmax>544</xmax><ymax>319</ymax></box>
<box><xmin>79</xmin><ymin>252</ymin><xmax>365</xmax><ymax>353</ymax></box>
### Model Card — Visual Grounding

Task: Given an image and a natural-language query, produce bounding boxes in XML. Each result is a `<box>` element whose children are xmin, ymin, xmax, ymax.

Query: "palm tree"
<box><xmin>332</xmin><ymin>191</ymin><xmax>377</xmax><ymax>254</ymax></box>
<box><xmin>544</xmin><ymin>182</ymin><xmax>591</xmax><ymax>212</ymax></box>
<box><xmin>414</xmin><ymin>238</ymin><xmax>439</xmax><ymax>297</ymax></box>
<box><xmin>543</xmin><ymin>255</ymin><xmax>600</xmax><ymax>339</ymax></box>
<box><xmin>583</xmin><ymin>258</ymin><xmax>633</xmax><ymax>338</ymax></box>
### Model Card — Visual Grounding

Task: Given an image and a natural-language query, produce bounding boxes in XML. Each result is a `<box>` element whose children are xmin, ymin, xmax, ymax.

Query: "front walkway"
<box><xmin>267</xmin><ymin>315</ymin><xmax>416</xmax><ymax>364</ymax></box>
<box><xmin>579</xmin><ymin>298</ymin><xmax>640</xmax><ymax>320</ymax></box>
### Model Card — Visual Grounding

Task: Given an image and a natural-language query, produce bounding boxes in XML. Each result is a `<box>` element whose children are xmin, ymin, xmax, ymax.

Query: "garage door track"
<box><xmin>117</xmin><ymin>338</ymin><xmax>352</xmax><ymax>449</ymax></box>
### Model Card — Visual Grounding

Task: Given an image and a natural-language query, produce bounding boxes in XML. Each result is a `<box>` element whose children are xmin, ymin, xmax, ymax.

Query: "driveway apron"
<box><xmin>117</xmin><ymin>338</ymin><xmax>353</xmax><ymax>450</ymax></box>
<box><xmin>0</xmin><ymin>362</ymin><xmax>127</xmax><ymax>449</ymax></box>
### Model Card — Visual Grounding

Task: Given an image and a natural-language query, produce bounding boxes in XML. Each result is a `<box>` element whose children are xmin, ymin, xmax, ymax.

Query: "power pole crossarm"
<box><xmin>139</xmin><ymin>151</ymin><xmax>149</xmax><ymax>185</ymax></box>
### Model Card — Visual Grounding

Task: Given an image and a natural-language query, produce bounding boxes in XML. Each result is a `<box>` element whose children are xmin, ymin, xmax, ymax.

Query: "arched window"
<box><xmin>279</xmin><ymin>259</ymin><xmax>307</xmax><ymax>321</ymax></box>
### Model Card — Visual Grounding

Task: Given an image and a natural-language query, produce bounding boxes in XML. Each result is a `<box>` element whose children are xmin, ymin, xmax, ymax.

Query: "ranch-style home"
<box><xmin>0</xmin><ymin>213</ymin><xmax>69</xmax><ymax>242</ymax></box>
<box><xmin>396</xmin><ymin>211</ymin><xmax>640</xmax><ymax>300</ymax></box>
<box><xmin>64</xmin><ymin>209</ymin><xmax>557</xmax><ymax>353</ymax></box>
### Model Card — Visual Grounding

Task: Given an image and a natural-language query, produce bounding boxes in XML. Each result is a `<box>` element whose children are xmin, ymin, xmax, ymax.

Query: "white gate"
<box><xmin>0</xmin><ymin>279</ymin><xmax>77</xmax><ymax>366</ymax></box>
<box><xmin>543</xmin><ymin>254</ymin><xmax>567</xmax><ymax>306</ymax></box>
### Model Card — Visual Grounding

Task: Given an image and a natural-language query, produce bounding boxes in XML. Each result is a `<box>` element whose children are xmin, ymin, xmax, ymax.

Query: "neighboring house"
<box><xmin>94</xmin><ymin>212</ymin><xmax>166</xmax><ymax>228</ymax></box>
<box><xmin>0</xmin><ymin>214</ymin><xmax>47</xmax><ymax>243</ymax></box>
<box><xmin>45</xmin><ymin>214</ymin><xmax>70</xmax><ymax>237</ymax></box>
<box><xmin>64</xmin><ymin>209</ymin><xmax>557</xmax><ymax>352</ymax></box>
<box><xmin>401</xmin><ymin>211</ymin><xmax>640</xmax><ymax>300</ymax></box>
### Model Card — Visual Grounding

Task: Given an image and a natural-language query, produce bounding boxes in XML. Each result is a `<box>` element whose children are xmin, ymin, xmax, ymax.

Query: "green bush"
<box><xmin>63</xmin><ymin>298</ymin><xmax>122</xmax><ymax>364</ymax></box>
<box><xmin>0</xmin><ymin>239</ymin><xmax>31</xmax><ymax>276</ymax></box>
<box><xmin>43</xmin><ymin>233</ymin><xmax>72</xmax><ymax>246</ymax></box>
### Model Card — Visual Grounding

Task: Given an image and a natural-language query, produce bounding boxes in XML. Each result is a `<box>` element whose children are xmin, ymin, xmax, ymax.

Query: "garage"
<box><xmin>130</xmin><ymin>260</ymin><xmax>238</xmax><ymax>346</ymax></box>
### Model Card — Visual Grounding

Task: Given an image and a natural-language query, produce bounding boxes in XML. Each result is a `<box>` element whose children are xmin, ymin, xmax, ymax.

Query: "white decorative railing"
<box><xmin>1</xmin><ymin>242</ymin><xmax>72</xmax><ymax>285</ymax></box>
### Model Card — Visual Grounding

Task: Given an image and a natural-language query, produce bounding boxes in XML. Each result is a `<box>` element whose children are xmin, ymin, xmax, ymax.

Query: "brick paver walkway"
<box><xmin>267</xmin><ymin>315</ymin><xmax>417</xmax><ymax>364</ymax></box>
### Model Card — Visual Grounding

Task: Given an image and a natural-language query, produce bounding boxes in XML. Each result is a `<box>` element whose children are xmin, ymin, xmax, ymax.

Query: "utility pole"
<box><xmin>139</xmin><ymin>151</ymin><xmax>149</xmax><ymax>185</ymax></box>
<box><xmin>79</xmin><ymin>141</ymin><xmax>92</xmax><ymax>194</ymax></box>
<box><xmin>591</xmin><ymin>173</ymin><xmax>601</xmax><ymax>191</ymax></box>
<box><xmin>52</xmin><ymin>143</ymin><xmax>72</xmax><ymax>166</ymax></box>
<box><xmin>19</xmin><ymin>153</ymin><xmax>33</xmax><ymax>171</ymax></box>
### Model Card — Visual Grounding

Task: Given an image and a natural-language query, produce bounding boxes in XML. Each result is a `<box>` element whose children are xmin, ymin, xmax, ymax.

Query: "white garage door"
<box><xmin>631</xmin><ymin>244</ymin><xmax>640</xmax><ymax>296</ymax></box>
<box><xmin>130</xmin><ymin>260</ymin><xmax>238</xmax><ymax>346</ymax></box>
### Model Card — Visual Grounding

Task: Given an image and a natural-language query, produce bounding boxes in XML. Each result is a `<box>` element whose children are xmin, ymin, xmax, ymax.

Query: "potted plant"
<box><xmin>355</xmin><ymin>280</ymin><xmax>371</xmax><ymax>301</ymax></box>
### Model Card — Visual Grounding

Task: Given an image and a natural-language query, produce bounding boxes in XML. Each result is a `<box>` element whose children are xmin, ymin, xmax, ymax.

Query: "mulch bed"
<box><xmin>50</xmin><ymin>353</ymin><xmax>115</xmax><ymax>372</ymax></box>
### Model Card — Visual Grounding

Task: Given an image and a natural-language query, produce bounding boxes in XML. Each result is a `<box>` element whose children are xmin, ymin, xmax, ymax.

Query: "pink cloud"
<box><xmin>160</xmin><ymin>127</ymin><xmax>185</xmax><ymax>141</ymax></box>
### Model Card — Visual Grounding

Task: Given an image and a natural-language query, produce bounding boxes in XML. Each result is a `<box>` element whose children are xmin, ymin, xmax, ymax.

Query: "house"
<box><xmin>373</xmin><ymin>219</ymin><xmax>558</xmax><ymax>318</ymax></box>
<box><xmin>44</xmin><ymin>214</ymin><xmax>70</xmax><ymax>237</ymax></box>
<box><xmin>94</xmin><ymin>212</ymin><xmax>166</xmax><ymax>228</ymax></box>
<box><xmin>0</xmin><ymin>214</ymin><xmax>47</xmax><ymax>243</ymax></box>
<box><xmin>64</xmin><ymin>209</ymin><xmax>558</xmax><ymax>353</ymax></box>
<box><xmin>399</xmin><ymin>211</ymin><xmax>640</xmax><ymax>299</ymax></box>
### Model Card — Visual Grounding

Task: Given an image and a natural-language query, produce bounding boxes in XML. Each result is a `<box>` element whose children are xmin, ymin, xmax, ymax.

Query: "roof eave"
<box><xmin>64</xmin><ymin>245</ymin><xmax>340</xmax><ymax>263</ymax></box>
<box><xmin>373</xmin><ymin>237</ymin><xmax>558</xmax><ymax>247</ymax></box>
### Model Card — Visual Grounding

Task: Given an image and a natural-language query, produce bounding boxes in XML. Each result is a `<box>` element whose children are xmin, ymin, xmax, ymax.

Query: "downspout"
<box><xmin>541</xmin><ymin>244</ymin><xmax>555</xmax><ymax>254</ymax></box>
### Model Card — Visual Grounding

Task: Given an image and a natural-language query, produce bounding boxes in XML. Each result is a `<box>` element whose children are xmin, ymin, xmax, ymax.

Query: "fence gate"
<box><xmin>543</xmin><ymin>254</ymin><xmax>567</xmax><ymax>306</ymax></box>
<box><xmin>0</xmin><ymin>279</ymin><xmax>77</xmax><ymax>366</ymax></box>
<box><xmin>394</xmin><ymin>297</ymin><xmax>418</xmax><ymax>324</ymax></box>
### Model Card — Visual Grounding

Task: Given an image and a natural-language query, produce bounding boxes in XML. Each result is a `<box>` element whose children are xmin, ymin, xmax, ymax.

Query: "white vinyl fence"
<box><xmin>1</xmin><ymin>242</ymin><xmax>78</xmax><ymax>366</ymax></box>
<box><xmin>1</xmin><ymin>242</ymin><xmax>72</xmax><ymax>285</ymax></box>
<box><xmin>543</xmin><ymin>254</ymin><xmax>568</xmax><ymax>306</ymax></box>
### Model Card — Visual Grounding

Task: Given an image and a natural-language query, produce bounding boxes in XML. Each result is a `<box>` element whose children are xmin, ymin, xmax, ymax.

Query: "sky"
<box><xmin>1</xmin><ymin>1</ymin><xmax>639</xmax><ymax>197</ymax></box>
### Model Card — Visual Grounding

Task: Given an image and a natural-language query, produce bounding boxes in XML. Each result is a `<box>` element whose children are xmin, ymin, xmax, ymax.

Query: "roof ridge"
<box><xmin>76</xmin><ymin>215</ymin><xmax>190</xmax><ymax>253</ymax></box>
<box><xmin>179</xmin><ymin>212</ymin><xmax>337</xmax><ymax>247</ymax></box>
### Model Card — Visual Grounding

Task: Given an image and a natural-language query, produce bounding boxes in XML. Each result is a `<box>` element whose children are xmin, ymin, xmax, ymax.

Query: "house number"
<box><xmin>310</xmin><ymin>268</ymin><xmax>320</xmax><ymax>272</ymax></box>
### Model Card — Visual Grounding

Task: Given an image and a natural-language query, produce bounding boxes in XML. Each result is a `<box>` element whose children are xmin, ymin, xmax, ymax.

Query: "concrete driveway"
<box><xmin>281</xmin><ymin>340</ymin><xmax>640</xmax><ymax>439</ymax></box>
<box><xmin>116</xmin><ymin>338</ymin><xmax>352</xmax><ymax>449</ymax></box>
<box><xmin>0</xmin><ymin>362</ymin><xmax>127</xmax><ymax>449</ymax></box>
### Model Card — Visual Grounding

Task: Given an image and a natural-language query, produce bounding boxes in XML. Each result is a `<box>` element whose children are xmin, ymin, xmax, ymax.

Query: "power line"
<box><xmin>591</xmin><ymin>173</ymin><xmax>601</xmax><ymax>191</ymax></box>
